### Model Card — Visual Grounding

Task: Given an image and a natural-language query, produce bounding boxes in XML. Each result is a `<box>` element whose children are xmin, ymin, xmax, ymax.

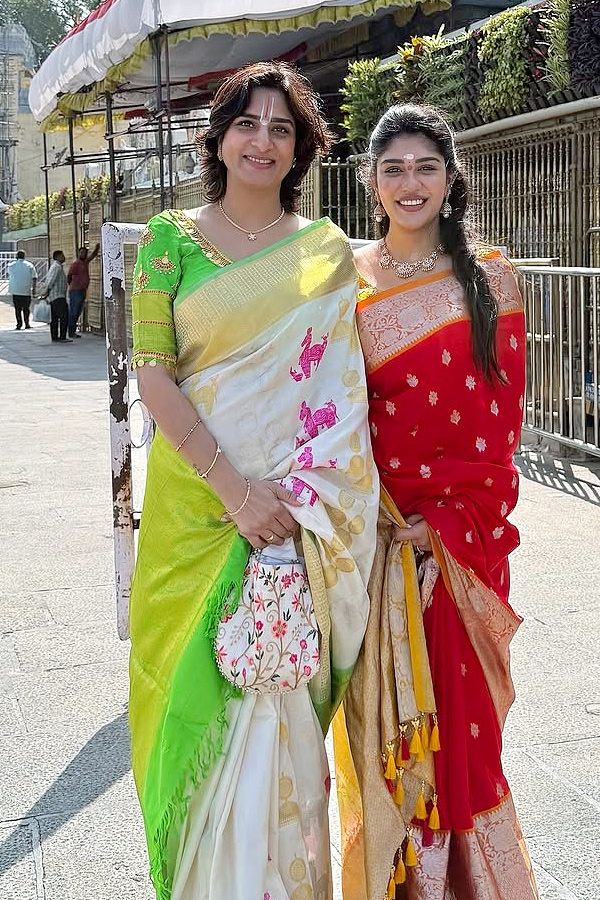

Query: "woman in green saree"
<box><xmin>129</xmin><ymin>62</ymin><xmax>378</xmax><ymax>900</ymax></box>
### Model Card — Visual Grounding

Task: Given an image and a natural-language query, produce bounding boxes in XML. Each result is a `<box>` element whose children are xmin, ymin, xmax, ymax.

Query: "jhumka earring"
<box><xmin>374</xmin><ymin>202</ymin><xmax>385</xmax><ymax>223</ymax></box>
<box><xmin>441</xmin><ymin>199</ymin><xmax>452</xmax><ymax>218</ymax></box>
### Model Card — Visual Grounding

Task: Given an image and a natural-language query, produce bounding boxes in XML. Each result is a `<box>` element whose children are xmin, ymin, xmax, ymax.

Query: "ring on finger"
<box><xmin>266</xmin><ymin>533</ymin><xmax>275</xmax><ymax>542</ymax></box>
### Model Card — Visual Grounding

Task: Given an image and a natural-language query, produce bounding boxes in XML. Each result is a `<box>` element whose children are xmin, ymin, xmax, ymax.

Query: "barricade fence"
<box><xmin>0</xmin><ymin>252</ymin><xmax>15</xmax><ymax>281</ymax></box>
<box><xmin>0</xmin><ymin>252</ymin><xmax>49</xmax><ymax>284</ymax></box>
<box><xmin>521</xmin><ymin>266</ymin><xmax>600</xmax><ymax>457</ymax></box>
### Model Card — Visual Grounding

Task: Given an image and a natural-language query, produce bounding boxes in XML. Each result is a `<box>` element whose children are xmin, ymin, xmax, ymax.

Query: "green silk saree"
<box><xmin>129</xmin><ymin>209</ymin><xmax>378</xmax><ymax>899</ymax></box>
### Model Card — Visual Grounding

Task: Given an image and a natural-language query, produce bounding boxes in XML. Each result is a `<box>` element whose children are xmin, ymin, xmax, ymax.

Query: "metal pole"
<box><xmin>42</xmin><ymin>132</ymin><xmax>51</xmax><ymax>263</ymax></box>
<box><xmin>152</xmin><ymin>33</ymin><xmax>167</xmax><ymax>210</ymax></box>
<box><xmin>163</xmin><ymin>28</ymin><xmax>174</xmax><ymax>207</ymax></box>
<box><xmin>68</xmin><ymin>117</ymin><xmax>79</xmax><ymax>255</ymax></box>
<box><xmin>105</xmin><ymin>92</ymin><xmax>118</xmax><ymax>221</ymax></box>
<box><xmin>101</xmin><ymin>221</ymin><xmax>139</xmax><ymax>640</ymax></box>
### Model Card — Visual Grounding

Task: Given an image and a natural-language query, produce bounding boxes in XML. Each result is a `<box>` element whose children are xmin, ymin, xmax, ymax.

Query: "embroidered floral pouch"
<box><xmin>215</xmin><ymin>549</ymin><xmax>320</xmax><ymax>694</ymax></box>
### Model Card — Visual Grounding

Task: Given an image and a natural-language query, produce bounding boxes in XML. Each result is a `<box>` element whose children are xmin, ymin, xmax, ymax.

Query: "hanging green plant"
<box><xmin>385</xmin><ymin>28</ymin><xmax>468</xmax><ymax>122</ymax></box>
<box><xmin>4</xmin><ymin>174</ymin><xmax>111</xmax><ymax>233</ymax></box>
<box><xmin>478</xmin><ymin>6</ymin><xmax>530</xmax><ymax>118</ymax></box>
<box><xmin>416</xmin><ymin>34</ymin><xmax>468</xmax><ymax>122</ymax></box>
<box><xmin>543</xmin><ymin>0</ymin><xmax>570</xmax><ymax>92</ymax></box>
<box><xmin>340</xmin><ymin>58</ymin><xmax>398</xmax><ymax>149</ymax></box>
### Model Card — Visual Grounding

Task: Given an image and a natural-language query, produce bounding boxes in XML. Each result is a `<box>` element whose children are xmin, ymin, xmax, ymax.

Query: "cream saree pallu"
<box><xmin>128</xmin><ymin>213</ymin><xmax>378</xmax><ymax>900</ymax></box>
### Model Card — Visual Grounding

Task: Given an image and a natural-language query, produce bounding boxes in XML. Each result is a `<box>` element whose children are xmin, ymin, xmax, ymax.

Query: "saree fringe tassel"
<box><xmin>387</xmin><ymin>835</ymin><xmax>420</xmax><ymax>899</ymax></box>
<box><xmin>146</xmin><ymin>551</ymin><xmax>248</xmax><ymax>900</ymax></box>
<box><xmin>429</xmin><ymin>713</ymin><xmax>441</xmax><ymax>752</ymax></box>
<box><xmin>387</xmin><ymin>868</ymin><xmax>397</xmax><ymax>899</ymax></box>
<box><xmin>148</xmin><ymin>680</ymin><xmax>239</xmax><ymax>900</ymax></box>
<box><xmin>405</xmin><ymin>833</ymin><xmax>418</xmax><ymax>867</ymax></box>
<box><xmin>415</xmin><ymin>784</ymin><xmax>427</xmax><ymax>820</ymax></box>
<box><xmin>394</xmin><ymin>854</ymin><xmax>407</xmax><ymax>884</ymax></box>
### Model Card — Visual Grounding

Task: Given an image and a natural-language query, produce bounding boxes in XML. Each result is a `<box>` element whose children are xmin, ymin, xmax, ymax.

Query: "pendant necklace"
<box><xmin>218</xmin><ymin>199</ymin><xmax>285</xmax><ymax>241</ymax></box>
<box><xmin>379</xmin><ymin>239</ymin><xmax>445</xmax><ymax>279</ymax></box>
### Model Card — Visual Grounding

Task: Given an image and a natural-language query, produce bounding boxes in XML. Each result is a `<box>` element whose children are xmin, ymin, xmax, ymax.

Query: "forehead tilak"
<box><xmin>259</xmin><ymin>94</ymin><xmax>276</xmax><ymax>125</ymax></box>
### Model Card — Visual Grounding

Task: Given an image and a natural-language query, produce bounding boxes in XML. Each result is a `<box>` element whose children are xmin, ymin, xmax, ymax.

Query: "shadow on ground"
<box><xmin>0</xmin><ymin>712</ymin><xmax>130</xmax><ymax>877</ymax></box>
<box><xmin>516</xmin><ymin>450</ymin><xmax>600</xmax><ymax>507</ymax></box>
<box><xmin>0</xmin><ymin>299</ymin><xmax>107</xmax><ymax>382</ymax></box>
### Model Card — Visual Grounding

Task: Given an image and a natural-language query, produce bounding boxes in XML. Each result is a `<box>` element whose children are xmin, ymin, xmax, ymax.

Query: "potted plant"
<box><xmin>543</xmin><ymin>0</ymin><xmax>571</xmax><ymax>96</ymax></box>
<box><xmin>477</xmin><ymin>6</ymin><xmax>530</xmax><ymax>120</ymax></box>
<box><xmin>340</xmin><ymin>58</ymin><xmax>397</xmax><ymax>152</ymax></box>
<box><xmin>415</xmin><ymin>32</ymin><xmax>468</xmax><ymax>123</ymax></box>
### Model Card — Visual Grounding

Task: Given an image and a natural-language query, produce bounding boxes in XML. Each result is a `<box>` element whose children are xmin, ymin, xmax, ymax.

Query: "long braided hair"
<box><xmin>365</xmin><ymin>104</ymin><xmax>503</xmax><ymax>383</ymax></box>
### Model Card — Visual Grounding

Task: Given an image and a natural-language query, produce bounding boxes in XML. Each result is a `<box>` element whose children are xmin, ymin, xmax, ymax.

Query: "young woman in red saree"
<box><xmin>333</xmin><ymin>105</ymin><xmax>539</xmax><ymax>899</ymax></box>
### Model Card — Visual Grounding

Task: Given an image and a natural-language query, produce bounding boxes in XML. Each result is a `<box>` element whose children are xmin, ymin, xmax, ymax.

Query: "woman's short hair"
<box><xmin>196</xmin><ymin>62</ymin><xmax>334</xmax><ymax>212</ymax></box>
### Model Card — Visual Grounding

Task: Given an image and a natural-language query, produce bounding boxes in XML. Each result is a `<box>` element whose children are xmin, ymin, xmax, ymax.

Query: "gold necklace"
<box><xmin>218</xmin><ymin>199</ymin><xmax>285</xmax><ymax>241</ymax></box>
<box><xmin>379</xmin><ymin>239</ymin><xmax>445</xmax><ymax>279</ymax></box>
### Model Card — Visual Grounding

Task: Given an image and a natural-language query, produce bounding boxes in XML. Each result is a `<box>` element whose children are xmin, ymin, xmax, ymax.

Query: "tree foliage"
<box><xmin>0</xmin><ymin>0</ymin><xmax>101</xmax><ymax>65</ymax></box>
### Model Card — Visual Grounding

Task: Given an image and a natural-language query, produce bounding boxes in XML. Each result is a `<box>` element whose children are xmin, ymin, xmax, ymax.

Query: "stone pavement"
<box><xmin>0</xmin><ymin>293</ymin><xmax>599</xmax><ymax>900</ymax></box>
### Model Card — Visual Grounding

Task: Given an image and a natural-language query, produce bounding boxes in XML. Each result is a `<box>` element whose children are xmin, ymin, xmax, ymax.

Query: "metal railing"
<box><xmin>0</xmin><ymin>252</ymin><xmax>16</xmax><ymax>281</ymax></box>
<box><xmin>321</xmin><ymin>114</ymin><xmax>600</xmax><ymax>267</ymax></box>
<box><xmin>321</xmin><ymin>157</ymin><xmax>374</xmax><ymax>241</ymax></box>
<box><xmin>0</xmin><ymin>252</ymin><xmax>49</xmax><ymax>283</ymax></box>
<box><xmin>521</xmin><ymin>265</ymin><xmax>600</xmax><ymax>457</ymax></box>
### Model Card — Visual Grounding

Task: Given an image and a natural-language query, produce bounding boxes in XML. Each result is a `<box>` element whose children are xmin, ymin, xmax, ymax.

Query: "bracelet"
<box><xmin>224</xmin><ymin>478</ymin><xmax>251</xmax><ymax>517</ymax></box>
<box><xmin>193</xmin><ymin>443</ymin><xmax>222</xmax><ymax>479</ymax></box>
<box><xmin>176</xmin><ymin>418</ymin><xmax>202</xmax><ymax>452</ymax></box>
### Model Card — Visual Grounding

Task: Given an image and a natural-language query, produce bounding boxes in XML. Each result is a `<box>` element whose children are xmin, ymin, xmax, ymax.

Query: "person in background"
<box><xmin>67</xmin><ymin>242</ymin><xmax>100</xmax><ymax>337</ymax></box>
<box><xmin>8</xmin><ymin>250</ymin><xmax>37</xmax><ymax>330</ymax></box>
<box><xmin>44</xmin><ymin>250</ymin><xmax>71</xmax><ymax>343</ymax></box>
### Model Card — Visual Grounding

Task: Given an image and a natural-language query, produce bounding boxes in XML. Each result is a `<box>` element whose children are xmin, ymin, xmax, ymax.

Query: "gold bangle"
<box><xmin>224</xmin><ymin>478</ymin><xmax>251</xmax><ymax>516</ymax></box>
<box><xmin>193</xmin><ymin>444</ymin><xmax>221</xmax><ymax>479</ymax></box>
<box><xmin>176</xmin><ymin>418</ymin><xmax>202</xmax><ymax>452</ymax></box>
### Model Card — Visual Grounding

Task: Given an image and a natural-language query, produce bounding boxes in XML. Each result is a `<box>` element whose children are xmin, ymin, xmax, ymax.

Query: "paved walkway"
<box><xmin>0</xmin><ymin>295</ymin><xmax>599</xmax><ymax>900</ymax></box>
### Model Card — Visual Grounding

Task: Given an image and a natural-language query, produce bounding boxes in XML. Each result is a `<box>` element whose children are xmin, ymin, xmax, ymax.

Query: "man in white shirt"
<box><xmin>8</xmin><ymin>251</ymin><xmax>37</xmax><ymax>330</ymax></box>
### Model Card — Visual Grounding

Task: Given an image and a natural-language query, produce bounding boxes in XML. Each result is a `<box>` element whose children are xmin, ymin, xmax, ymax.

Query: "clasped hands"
<box><xmin>226</xmin><ymin>476</ymin><xmax>432</xmax><ymax>555</ymax></box>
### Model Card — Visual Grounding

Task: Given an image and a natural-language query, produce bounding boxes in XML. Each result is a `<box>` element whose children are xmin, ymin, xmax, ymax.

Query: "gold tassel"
<box><xmin>393</xmin><ymin>770</ymin><xmax>404</xmax><ymax>805</ymax></box>
<box><xmin>384</xmin><ymin>748</ymin><xmax>397</xmax><ymax>780</ymax></box>
<box><xmin>405</xmin><ymin>834</ymin><xmax>418</xmax><ymax>867</ymax></box>
<box><xmin>394</xmin><ymin>855</ymin><xmax>406</xmax><ymax>884</ymax></box>
<box><xmin>429</xmin><ymin>794</ymin><xmax>440</xmax><ymax>830</ymax></box>
<box><xmin>409</xmin><ymin>721</ymin><xmax>423</xmax><ymax>760</ymax></box>
<box><xmin>415</xmin><ymin>784</ymin><xmax>427</xmax><ymax>820</ymax></box>
<box><xmin>420</xmin><ymin>718</ymin><xmax>429</xmax><ymax>753</ymax></box>
<box><xmin>387</xmin><ymin>867</ymin><xmax>396</xmax><ymax>899</ymax></box>
<box><xmin>429</xmin><ymin>714</ymin><xmax>441</xmax><ymax>752</ymax></box>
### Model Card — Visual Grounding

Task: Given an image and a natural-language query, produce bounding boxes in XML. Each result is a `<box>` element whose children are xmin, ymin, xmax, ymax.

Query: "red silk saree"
<box><xmin>334</xmin><ymin>252</ymin><xmax>538</xmax><ymax>900</ymax></box>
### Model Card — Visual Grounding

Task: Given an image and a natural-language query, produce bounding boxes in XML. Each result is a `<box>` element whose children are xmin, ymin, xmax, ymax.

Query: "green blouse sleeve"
<box><xmin>131</xmin><ymin>211</ymin><xmax>181</xmax><ymax>370</ymax></box>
